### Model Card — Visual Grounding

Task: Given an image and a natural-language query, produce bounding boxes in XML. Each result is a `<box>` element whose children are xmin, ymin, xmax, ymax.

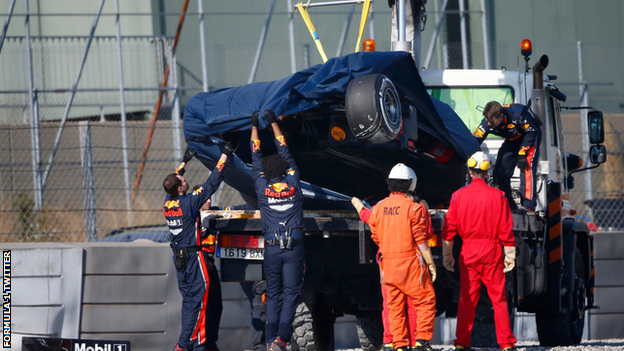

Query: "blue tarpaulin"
<box><xmin>183</xmin><ymin>51</ymin><xmax>478</xmax><ymax>160</ymax></box>
<box><xmin>182</xmin><ymin>51</ymin><xmax>479</xmax><ymax>208</ymax></box>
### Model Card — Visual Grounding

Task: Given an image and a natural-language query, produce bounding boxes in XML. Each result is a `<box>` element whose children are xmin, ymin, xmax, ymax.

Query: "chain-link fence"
<box><xmin>0</xmin><ymin>1</ymin><xmax>622</xmax><ymax>242</ymax></box>
<box><xmin>0</xmin><ymin>121</ymin><xmax>243</xmax><ymax>243</ymax></box>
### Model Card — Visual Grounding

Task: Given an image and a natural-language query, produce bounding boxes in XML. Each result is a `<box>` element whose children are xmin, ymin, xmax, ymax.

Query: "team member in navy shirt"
<box><xmin>474</xmin><ymin>101</ymin><xmax>542</xmax><ymax>211</ymax></box>
<box><xmin>163</xmin><ymin>144</ymin><xmax>233</xmax><ymax>351</ymax></box>
<box><xmin>250</xmin><ymin>110</ymin><xmax>304</xmax><ymax>351</ymax></box>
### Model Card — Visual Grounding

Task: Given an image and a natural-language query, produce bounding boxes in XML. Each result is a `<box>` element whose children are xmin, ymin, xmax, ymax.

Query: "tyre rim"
<box><xmin>380</xmin><ymin>78</ymin><xmax>400</xmax><ymax>127</ymax></box>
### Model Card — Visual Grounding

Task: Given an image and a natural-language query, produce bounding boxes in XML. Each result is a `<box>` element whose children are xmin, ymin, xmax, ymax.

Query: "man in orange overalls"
<box><xmin>442</xmin><ymin>151</ymin><xmax>517</xmax><ymax>351</ymax></box>
<box><xmin>352</xmin><ymin>163</ymin><xmax>437</xmax><ymax>351</ymax></box>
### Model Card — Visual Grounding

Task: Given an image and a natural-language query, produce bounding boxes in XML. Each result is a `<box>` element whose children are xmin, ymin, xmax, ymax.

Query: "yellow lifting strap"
<box><xmin>354</xmin><ymin>0</ymin><xmax>372</xmax><ymax>52</ymax></box>
<box><xmin>297</xmin><ymin>2</ymin><xmax>329</xmax><ymax>63</ymax></box>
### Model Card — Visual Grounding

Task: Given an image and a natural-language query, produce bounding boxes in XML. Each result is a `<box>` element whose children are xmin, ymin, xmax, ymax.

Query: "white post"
<box><xmin>577</xmin><ymin>41</ymin><xmax>592</xmax><ymax>217</ymax></box>
<box><xmin>458</xmin><ymin>0</ymin><xmax>469</xmax><ymax>69</ymax></box>
<box><xmin>287</xmin><ymin>0</ymin><xmax>297</xmax><ymax>74</ymax></box>
<box><xmin>479</xmin><ymin>0</ymin><xmax>490</xmax><ymax>69</ymax></box>
<box><xmin>198</xmin><ymin>0</ymin><xmax>209</xmax><ymax>92</ymax></box>
<box><xmin>114</xmin><ymin>0</ymin><xmax>132</xmax><ymax>226</ymax></box>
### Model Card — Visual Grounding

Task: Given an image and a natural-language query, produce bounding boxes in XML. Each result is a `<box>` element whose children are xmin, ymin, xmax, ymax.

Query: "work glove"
<box><xmin>182</xmin><ymin>147</ymin><xmax>195</xmax><ymax>164</ymax></box>
<box><xmin>351</xmin><ymin>197</ymin><xmax>365</xmax><ymax>214</ymax></box>
<box><xmin>516</xmin><ymin>154</ymin><xmax>529</xmax><ymax>170</ymax></box>
<box><xmin>420</xmin><ymin>248</ymin><xmax>437</xmax><ymax>283</ymax></box>
<box><xmin>503</xmin><ymin>246</ymin><xmax>516</xmax><ymax>273</ymax></box>
<box><xmin>442</xmin><ymin>239</ymin><xmax>455</xmax><ymax>272</ymax></box>
<box><xmin>251</xmin><ymin>110</ymin><xmax>260</xmax><ymax>128</ymax></box>
<box><xmin>264</xmin><ymin>110</ymin><xmax>278</xmax><ymax>125</ymax></box>
<box><xmin>223</xmin><ymin>142</ymin><xmax>235</xmax><ymax>158</ymax></box>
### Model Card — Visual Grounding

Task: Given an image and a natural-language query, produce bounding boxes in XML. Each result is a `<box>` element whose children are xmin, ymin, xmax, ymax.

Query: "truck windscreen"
<box><xmin>428</xmin><ymin>87</ymin><xmax>514</xmax><ymax>138</ymax></box>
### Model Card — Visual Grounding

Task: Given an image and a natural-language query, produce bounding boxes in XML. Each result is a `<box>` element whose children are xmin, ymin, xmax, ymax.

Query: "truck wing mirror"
<box><xmin>588</xmin><ymin>111</ymin><xmax>604</xmax><ymax>144</ymax></box>
<box><xmin>590</xmin><ymin>145</ymin><xmax>607</xmax><ymax>164</ymax></box>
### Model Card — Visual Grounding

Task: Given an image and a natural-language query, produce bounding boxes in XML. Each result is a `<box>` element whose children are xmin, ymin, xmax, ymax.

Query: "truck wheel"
<box><xmin>345</xmin><ymin>74</ymin><xmax>402</xmax><ymax>145</ymax></box>
<box><xmin>536</xmin><ymin>248</ymin><xmax>585</xmax><ymax>346</ymax></box>
<box><xmin>470</xmin><ymin>284</ymin><xmax>516</xmax><ymax>347</ymax></box>
<box><xmin>290</xmin><ymin>298</ymin><xmax>334</xmax><ymax>351</ymax></box>
<box><xmin>470</xmin><ymin>292</ymin><xmax>497</xmax><ymax>348</ymax></box>
<box><xmin>356</xmin><ymin>314</ymin><xmax>383</xmax><ymax>351</ymax></box>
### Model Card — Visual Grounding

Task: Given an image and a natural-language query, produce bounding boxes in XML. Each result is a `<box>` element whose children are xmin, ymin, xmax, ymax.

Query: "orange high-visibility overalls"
<box><xmin>368</xmin><ymin>193</ymin><xmax>436</xmax><ymax>348</ymax></box>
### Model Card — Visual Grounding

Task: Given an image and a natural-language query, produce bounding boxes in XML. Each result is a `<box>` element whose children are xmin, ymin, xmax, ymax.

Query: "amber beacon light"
<box><xmin>521</xmin><ymin>39</ymin><xmax>532</xmax><ymax>57</ymax></box>
<box><xmin>363</xmin><ymin>39</ymin><xmax>376</xmax><ymax>52</ymax></box>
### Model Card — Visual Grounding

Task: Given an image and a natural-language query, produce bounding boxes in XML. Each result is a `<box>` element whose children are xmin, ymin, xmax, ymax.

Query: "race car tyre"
<box><xmin>536</xmin><ymin>247</ymin><xmax>585</xmax><ymax>346</ymax></box>
<box><xmin>356</xmin><ymin>314</ymin><xmax>383</xmax><ymax>351</ymax></box>
<box><xmin>345</xmin><ymin>74</ymin><xmax>402</xmax><ymax>145</ymax></box>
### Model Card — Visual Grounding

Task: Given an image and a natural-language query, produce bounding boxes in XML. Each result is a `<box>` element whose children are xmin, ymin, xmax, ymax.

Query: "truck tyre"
<box><xmin>470</xmin><ymin>283</ymin><xmax>516</xmax><ymax>347</ymax></box>
<box><xmin>290</xmin><ymin>298</ymin><xmax>334</xmax><ymax>351</ymax></box>
<box><xmin>535</xmin><ymin>248</ymin><xmax>586</xmax><ymax>346</ymax></box>
<box><xmin>345</xmin><ymin>74</ymin><xmax>402</xmax><ymax>145</ymax></box>
<box><xmin>356</xmin><ymin>314</ymin><xmax>383</xmax><ymax>351</ymax></box>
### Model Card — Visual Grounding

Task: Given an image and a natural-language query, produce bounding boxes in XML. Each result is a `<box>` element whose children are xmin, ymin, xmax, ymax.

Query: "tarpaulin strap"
<box><xmin>354</xmin><ymin>0</ymin><xmax>372</xmax><ymax>52</ymax></box>
<box><xmin>297</xmin><ymin>2</ymin><xmax>328</xmax><ymax>63</ymax></box>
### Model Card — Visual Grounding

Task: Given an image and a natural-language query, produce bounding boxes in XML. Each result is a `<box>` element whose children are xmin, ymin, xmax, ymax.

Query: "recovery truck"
<box><xmin>183</xmin><ymin>1</ymin><xmax>606</xmax><ymax>350</ymax></box>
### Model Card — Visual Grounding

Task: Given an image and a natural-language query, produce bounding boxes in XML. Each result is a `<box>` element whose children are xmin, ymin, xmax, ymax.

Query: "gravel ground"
<box><xmin>337</xmin><ymin>339</ymin><xmax>624</xmax><ymax>351</ymax></box>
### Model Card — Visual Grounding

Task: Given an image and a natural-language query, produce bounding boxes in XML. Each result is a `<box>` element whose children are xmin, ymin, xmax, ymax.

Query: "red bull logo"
<box><xmin>474</xmin><ymin>129</ymin><xmax>485</xmax><ymax>138</ymax></box>
<box><xmin>164</xmin><ymin>200</ymin><xmax>179</xmax><ymax>209</ymax></box>
<box><xmin>252</xmin><ymin>139</ymin><xmax>261</xmax><ymax>152</ymax></box>
<box><xmin>277</xmin><ymin>135</ymin><xmax>287</xmax><ymax>147</ymax></box>
<box><xmin>270</xmin><ymin>182</ymin><xmax>289</xmax><ymax>192</ymax></box>
<box><xmin>264</xmin><ymin>186</ymin><xmax>295</xmax><ymax>198</ymax></box>
<box><xmin>202</xmin><ymin>234</ymin><xmax>216</xmax><ymax>245</ymax></box>
<box><xmin>216</xmin><ymin>159</ymin><xmax>225</xmax><ymax>172</ymax></box>
<box><xmin>163</xmin><ymin>208</ymin><xmax>183</xmax><ymax>217</ymax></box>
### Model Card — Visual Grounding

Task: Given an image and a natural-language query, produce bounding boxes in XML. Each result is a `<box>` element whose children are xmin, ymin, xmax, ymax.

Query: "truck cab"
<box><xmin>419</xmin><ymin>43</ymin><xmax>606</xmax><ymax>347</ymax></box>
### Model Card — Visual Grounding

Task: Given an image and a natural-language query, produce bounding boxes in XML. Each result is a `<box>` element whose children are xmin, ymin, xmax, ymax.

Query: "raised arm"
<box><xmin>250</xmin><ymin>111</ymin><xmax>263</xmax><ymax>179</ymax></box>
<box><xmin>265</xmin><ymin>110</ymin><xmax>298</xmax><ymax>174</ymax></box>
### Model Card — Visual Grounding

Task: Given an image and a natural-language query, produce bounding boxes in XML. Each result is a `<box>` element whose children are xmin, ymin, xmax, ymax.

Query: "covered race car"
<box><xmin>183</xmin><ymin>51</ymin><xmax>479</xmax><ymax>209</ymax></box>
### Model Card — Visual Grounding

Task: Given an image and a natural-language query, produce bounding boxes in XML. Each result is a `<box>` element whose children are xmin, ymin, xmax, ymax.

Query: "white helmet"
<box><xmin>467</xmin><ymin>151</ymin><xmax>491</xmax><ymax>171</ymax></box>
<box><xmin>388</xmin><ymin>163</ymin><xmax>417</xmax><ymax>192</ymax></box>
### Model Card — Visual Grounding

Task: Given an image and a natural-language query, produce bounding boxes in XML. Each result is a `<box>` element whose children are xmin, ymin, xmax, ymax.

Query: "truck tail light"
<box><xmin>218</xmin><ymin>234</ymin><xmax>264</xmax><ymax>249</ymax></box>
<box><xmin>427</xmin><ymin>233</ymin><xmax>440</xmax><ymax>247</ymax></box>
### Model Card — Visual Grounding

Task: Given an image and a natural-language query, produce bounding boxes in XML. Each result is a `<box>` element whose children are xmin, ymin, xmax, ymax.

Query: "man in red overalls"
<box><xmin>352</xmin><ymin>163</ymin><xmax>437</xmax><ymax>351</ymax></box>
<box><xmin>441</xmin><ymin>151</ymin><xmax>517</xmax><ymax>351</ymax></box>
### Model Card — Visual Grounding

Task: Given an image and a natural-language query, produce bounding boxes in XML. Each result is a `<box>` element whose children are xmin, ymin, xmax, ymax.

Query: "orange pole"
<box><xmin>132</xmin><ymin>0</ymin><xmax>190</xmax><ymax>205</ymax></box>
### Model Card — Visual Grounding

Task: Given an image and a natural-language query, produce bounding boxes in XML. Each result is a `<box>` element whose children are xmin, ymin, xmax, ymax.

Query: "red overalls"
<box><xmin>366</xmin><ymin>193</ymin><xmax>436</xmax><ymax>348</ymax></box>
<box><xmin>442</xmin><ymin>178</ymin><xmax>516</xmax><ymax>349</ymax></box>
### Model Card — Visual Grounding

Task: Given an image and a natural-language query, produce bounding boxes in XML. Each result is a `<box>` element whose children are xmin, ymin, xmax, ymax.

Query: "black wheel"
<box><xmin>290</xmin><ymin>298</ymin><xmax>334</xmax><ymax>351</ymax></box>
<box><xmin>536</xmin><ymin>248</ymin><xmax>586</xmax><ymax>346</ymax></box>
<box><xmin>470</xmin><ymin>290</ymin><xmax>497</xmax><ymax>348</ymax></box>
<box><xmin>470</xmin><ymin>281</ymin><xmax>515</xmax><ymax>348</ymax></box>
<box><xmin>345</xmin><ymin>74</ymin><xmax>402</xmax><ymax>145</ymax></box>
<box><xmin>356</xmin><ymin>313</ymin><xmax>383</xmax><ymax>351</ymax></box>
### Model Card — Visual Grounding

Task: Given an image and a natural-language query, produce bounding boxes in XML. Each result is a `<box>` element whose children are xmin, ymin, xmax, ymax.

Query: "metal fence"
<box><xmin>0</xmin><ymin>121</ymin><xmax>244</xmax><ymax>242</ymax></box>
<box><xmin>0</xmin><ymin>1</ymin><xmax>622</xmax><ymax>242</ymax></box>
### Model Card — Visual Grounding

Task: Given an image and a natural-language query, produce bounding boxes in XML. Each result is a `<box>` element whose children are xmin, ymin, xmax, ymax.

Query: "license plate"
<box><xmin>217</xmin><ymin>247</ymin><xmax>264</xmax><ymax>260</ymax></box>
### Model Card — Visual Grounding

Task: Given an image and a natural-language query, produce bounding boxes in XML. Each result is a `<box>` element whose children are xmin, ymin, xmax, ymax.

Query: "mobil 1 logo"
<box><xmin>22</xmin><ymin>337</ymin><xmax>130</xmax><ymax>351</ymax></box>
<box><xmin>73</xmin><ymin>340</ymin><xmax>130</xmax><ymax>351</ymax></box>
